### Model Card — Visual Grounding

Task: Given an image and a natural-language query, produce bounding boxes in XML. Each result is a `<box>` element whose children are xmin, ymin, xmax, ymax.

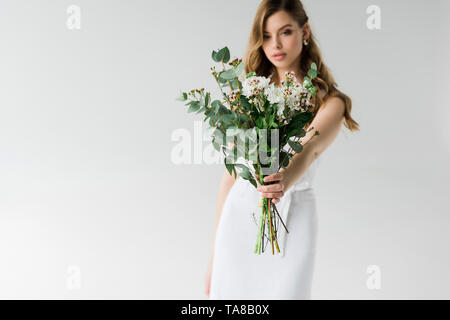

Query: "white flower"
<box><xmin>285</xmin><ymin>94</ymin><xmax>297</xmax><ymax>111</ymax></box>
<box><xmin>242</xmin><ymin>75</ymin><xmax>271</xmax><ymax>98</ymax></box>
<box><xmin>291</xmin><ymin>84</ymin><xmax>303</xmax><ymax>98</ymax></box>
<box><xmin>257</xmin><ymin>76</ymin><xmax>271</xmax><ymax>90</ymax></box>
<box><xmin>276</xmin><ymin>102</ymin><xmax>286</xmax><ymax>119</ymax></box>
<box><xmin>264</xmin><ymin>83</ymin><xmax>284</xmax><ymax>105</ymax></box>
<box><xmin>241</xmin><ymin>80</ymin><xmax>255</xmax><ymax>97</ymax></box>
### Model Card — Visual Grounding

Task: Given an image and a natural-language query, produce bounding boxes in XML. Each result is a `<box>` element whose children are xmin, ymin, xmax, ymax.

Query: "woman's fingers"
<box><xmin>256</xmin><ymin>172</ymin><xmax>283</xmax><ymax>182</ymax></box>
<box><xmin>255</xmin><ymin>173</ymin><xmax>285</xmax><ymax>203</ymax></box>
<box><xmin>264</xmin><ymin>172</ymin><xmax>283</xmax><ymax>183</ymax></box>
<box><xmin>261</xmin><ymin>192</ymin><xmax>284</xmax><ymax>199</ymax></box>
<box><xmin>257</xmin><ymin>183</ymin><xmax>284</xmax><ymax>193</ymax></box>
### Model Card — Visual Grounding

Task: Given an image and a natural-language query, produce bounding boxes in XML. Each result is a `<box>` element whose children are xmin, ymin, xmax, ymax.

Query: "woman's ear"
<box><xmin>303</xmin><ymin>22</ymin><xmax>311</xmax><ymax>41</ymax></box>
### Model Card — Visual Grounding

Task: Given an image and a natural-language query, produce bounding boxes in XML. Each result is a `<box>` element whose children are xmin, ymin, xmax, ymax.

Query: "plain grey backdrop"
<box><xmin>0</xmin><ymin>0</ymin><xmax>449</xmax><ymax>299</ymax></box>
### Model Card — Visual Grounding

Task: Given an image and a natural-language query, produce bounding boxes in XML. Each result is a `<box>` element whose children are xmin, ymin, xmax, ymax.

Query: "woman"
<box><xmin>206</xmin><ymin>0</ymin><xmax>360</xmax><ymax>299</ymax></box>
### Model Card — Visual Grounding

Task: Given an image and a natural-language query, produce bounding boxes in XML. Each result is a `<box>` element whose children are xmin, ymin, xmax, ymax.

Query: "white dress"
<box><xmin>209</xmin><ymin>155</ymin><xmax>322</xmax><ymax>300</ymax></box>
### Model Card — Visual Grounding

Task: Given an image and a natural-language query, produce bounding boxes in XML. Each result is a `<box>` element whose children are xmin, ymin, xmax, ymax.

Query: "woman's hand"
<box><xmin>255</xmin><ymin>172</ymin><xmax>287</xmax><ymax>204</ymax></box>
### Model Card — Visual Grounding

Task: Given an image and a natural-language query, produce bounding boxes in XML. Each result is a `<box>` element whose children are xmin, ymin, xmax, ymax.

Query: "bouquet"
<box><xmin>176</xmin><ymin>46</ymin><xmax>320</xmax><ymax>255</ymax></box>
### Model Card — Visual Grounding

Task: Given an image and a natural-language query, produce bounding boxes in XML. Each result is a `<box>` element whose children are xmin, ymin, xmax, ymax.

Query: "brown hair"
<box><xmin>243</xmin><ymin>0</ymin><xmax>360</xmax><ymax>132</ymax></box>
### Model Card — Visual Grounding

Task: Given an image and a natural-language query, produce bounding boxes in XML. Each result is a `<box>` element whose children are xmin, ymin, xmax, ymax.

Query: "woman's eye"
<box><xmin>263</xmin><ymin>30</ymin><xmax>291</xmax><ymax>40</ymax></box>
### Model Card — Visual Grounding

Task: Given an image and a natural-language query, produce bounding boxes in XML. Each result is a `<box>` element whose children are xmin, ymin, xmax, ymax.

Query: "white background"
<box><xmin>0</xmin><ymin>0</ymin><xmax>449</xmax><ymax>299</ymax></box>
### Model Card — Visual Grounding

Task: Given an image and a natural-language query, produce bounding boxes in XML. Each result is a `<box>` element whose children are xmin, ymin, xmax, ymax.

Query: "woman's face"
<box><xmin>261</xmin><ymin>10</ymin><xmax>308</xmax><ymax>73</ymax></box>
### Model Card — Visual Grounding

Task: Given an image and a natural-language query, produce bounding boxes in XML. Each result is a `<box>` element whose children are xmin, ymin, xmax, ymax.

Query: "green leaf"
<box><xmin>220</xmin><ymin>69</ymin><xmax>236</xmax><ymax>81</ymax></box>
<box><xmin>259</xmin><ymin>144</ymin><xmax>269</xmax><ymax>152</ymax></box>
<box><xmin>286</xmin><ymin>112</ymin><xmax>312</xmax><ymax>133</ymax></box>
<box><xmin>211</xmin><ymin>100</ymin><xmax>222</xmax><ymax>112</ymax></box>
<box><xmin>219</xmin><ymin>47</ymin><xmax>230</xmax><ymax>63</ymax></box>
<box><xmin>303</xmin><ymin>77</ymin><xmax>312</xmax><ymax>88</ymax></box>
<box><xmin>176</xmin><ymin>92</ymin><xmax>187</xmax><ymax>101</ymax></box>
<box><xmin>230</xmin><ymin>80</ymin><xmax>239</xmax><ymax>90</ymax></box>
<box><xmin>196</xmin><ymin>106</ymin><xmax>206</xmax><ymax>114</ymax></box>
<box><xmin>212</xmin><ymin>47</ymin><xmax>230</xmax><ymax>63</ymax></box>
<box><xmin>280</xmin><ymin>151</ymin><xmax>290</xmax><ymax>168</ymax></box>
<box><xmin>234</xmin><ymin>61</ymin><xmax>244</xmax><ymax>76</ymax></box>
<box><xmin>218</xmin><ymin>104</ymin><xmax>231</xmax><ymax>115</ymax></box>
<box><xmin>287</xmin><ymin>139</ymin><xmax>303</xmax><ymax>153</ymax></box>
<box><xmin>294</xmin><ymin>128</ymin><xmax>306</xmax><ymax>138</ymax></box>
<box><xmin>307</xmin><ymin>68</ymin><xmax>317</xmax><ymax>79</ymax></box>
<box><xmin>225</xmin><ymin>162</ymin><xmax>236</xmax><ymax>178</ymax></box>
<box><xmin>205</xmin><ymin>126</ymin><xmax>217</xmax><ymax>137</ymax></box>
<box><xmin>240</xmin><ymin>96</ymin><xmax>252</xmax><ymax>111</ymax></box>
<box><xmin>268</xmin><ymin>113</ymin><xmax>275</xmax><ymax>128</ymax></box>
<box><xmin>218</xmin><ymin>75</ymin><xmax>228</xmax><ymax>84</ymax></box>
<box><xmin>212</xmin><ymin>138</ymin><xmax>221</xmax><ymax>152</ymax></box>
<box><xmin>308</xmin><ymin>86</ymin><xmax>317</xmax><ymax>96</ymax></box>
<box><xmin>247</xmin><ymin>176</ymin><xmax>257</xmax><ymax>188</ymax></box>
<box><xmin>255</xmin><ymin>118</ymin><xmax>263</xmax><ymax>128</ymax></box>
<box><xmin>263</xmin><ymin>100</ymin><xmax>270</xmax><ymax>113</ymax></box>
<box><xmin>234</xmin><ymin>163</ymin><xmax>248</xmax><ymax>170</ymax></box>
<box><xmin>187</xmin><ymin>101</ymin><xmax>201</xmax><ymax>113</ymax></box>
<box><xmin>238</xmin><ymin>167</ymin><xmax>251</xmax><ymax>180</ymax></box>
<box><xmin>219</xmin><ymin>114</ymin><xmax>234</xmax><ymax>125</ymax></box>
<box><xmin>226</xmin><ymin>127</ymin><xmax>241</xmax><ymax>136</ymax></box>
<box><xmin>212</xmin><ymin>50</ymin><xmax>220</xmax><ymax>62</ymax></box>
<box><xmin>204</xmin><ymin>92</ymin><xmax>210</xmax><ymax>107</ymax></box>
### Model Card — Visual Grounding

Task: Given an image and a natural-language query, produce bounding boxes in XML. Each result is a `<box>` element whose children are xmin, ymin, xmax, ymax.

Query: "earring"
<box><xmin>303</xmin><ymin>39</ymin><xmax>309</xmax><ymax>46</ymax></box>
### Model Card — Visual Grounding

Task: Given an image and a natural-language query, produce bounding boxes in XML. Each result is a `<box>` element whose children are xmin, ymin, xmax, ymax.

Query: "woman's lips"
<box><xmin>273</xmin><ymin>54</ymin><xmax>286</xmax><ymax>61</ymax></box>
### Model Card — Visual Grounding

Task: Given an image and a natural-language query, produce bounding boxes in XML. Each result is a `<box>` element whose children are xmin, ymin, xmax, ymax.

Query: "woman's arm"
<box><xmin>256</xmin><ymin>96</ymin><xmax>346</xmax><ymax>201</ymax></box>
<box><xmin>283</xmin><ymin>96</ymin><xmax>346</xmax><ymax>191</ymax></box>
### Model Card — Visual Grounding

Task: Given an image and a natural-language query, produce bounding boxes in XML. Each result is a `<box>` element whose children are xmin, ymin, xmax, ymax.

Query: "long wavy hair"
<box><xmin>244</xmin><ymin>0</ymin><xmax>360</xmax><ymax>132</ymax></box>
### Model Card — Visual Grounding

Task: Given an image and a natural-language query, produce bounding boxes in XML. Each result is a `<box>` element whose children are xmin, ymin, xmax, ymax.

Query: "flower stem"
<box><xmin>268</xmin><ymin>198</ymin><xmax>274</xmax><ymax>254</ymax></box>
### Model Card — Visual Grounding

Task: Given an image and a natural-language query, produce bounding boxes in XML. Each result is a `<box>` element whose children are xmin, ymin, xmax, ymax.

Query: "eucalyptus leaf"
<box><xmin>238</xmin><ymin>167</ymin><xmax>251</xmax><ymax>180</ymax></box>
<box><xmin>176</xmin><ymin>92</ymin><xmax>187</xmax><ymax>101</ymax></box>
<box><xmin>230</xmin><ymin>80</ymin><xmax>240</xmax><ymax>90</ymax></box>
<box><xmin>204</xmin><ymin>92</ymin><xmax>210</xmax><ymax>107</ymax></box>
<box><xmin>295</xmin><ymin>128</ymin><xmax>306</xmax><ymax>138</ymax></box>
<box><xmin>247</xmin><ymin>176</ymin><xmax>257</xmax><ymax>188</ymax></box>
<box><xmin>220</xmin><ymin>69</ymin><xmax>236</xmax><ymax>81</ymax></box>
<box><xmin>225</xmin><ymin>162</ymin><xmax>237</xmax><ymax>178</ymax></box>
<box><xmin>234</xmin><ymin>62</ymin><xmax>244</xmax><ymax>76</ymax></box>
<box><xmin>240</xmin><ymin>96</ymin><xmax>252</xmax><ymax>111</ymax></box>
<box><xmin>226</xmin><ymin>127</ymin><xmax>241</xmax><ymax>136</ymax></box>
<box><xmin>196</xmin><ymin>106</ymin><xmax>206</xmax><ymax>114</ymax></box>
<box><xmin>219</xmin><ymin>114</ymin><xmax>234</xmax><ymax>125</ymax></box>
<box><xmin>220</xmin><ymin>47</ymin><xmax>230</xmax><ymax>63</ymax></box>
<box><xmin>287</xmin><ymin>139</ymin><xmax>303</xmax><ymax>153</ymax></box>
<box><xmin>307</xmin><ymin>68</ymin><xmax>317</xmax><ymax>78</ymax></box>
<box><xmin>212</xmin><ymin>50</ymin><xmax>221</xmax><ymax>62</ymax></box>
<box><xmin>211</xmin><ymin>100</ymin><xmax>222</xmax><ymax>111</ymax></box>
<box><xmin>212</xmin><ymin>139</ymin><xmax>221</xmax><ymax>152</ymax></box>
<box><xmin>187</xmin><ymin>101</ymin><xmax>201</xmax><ymax>113</ymax></box>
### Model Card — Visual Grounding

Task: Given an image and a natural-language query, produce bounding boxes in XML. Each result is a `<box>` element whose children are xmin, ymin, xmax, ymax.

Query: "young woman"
<box><xmin>206</xmin><ymin>0</ymin><xmax>359</xmax><ymax>299</ymax></box>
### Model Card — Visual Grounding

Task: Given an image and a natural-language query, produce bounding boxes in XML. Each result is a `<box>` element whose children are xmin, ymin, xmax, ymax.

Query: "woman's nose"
<box><xmin>272</xmin><ymin>37</ymin><xmax>281</xmax><ymax>49</ymax></box>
